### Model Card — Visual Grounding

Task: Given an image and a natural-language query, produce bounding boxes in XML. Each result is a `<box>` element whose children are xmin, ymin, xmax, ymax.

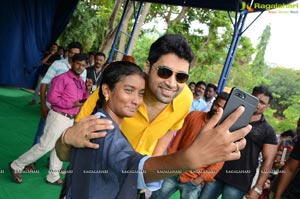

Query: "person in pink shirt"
<box><xmin>9</xmin><ymin>53</ymin><xmax>92</xmax><ymax>185</ymax></box>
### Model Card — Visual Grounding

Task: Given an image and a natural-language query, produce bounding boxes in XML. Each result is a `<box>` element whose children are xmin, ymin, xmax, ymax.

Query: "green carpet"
<box><xmin>0</xmin><ymin>87</ymin><xmax>63</xmax><ymax>199</ymax></box>
<box><xmin>0</xmin><ymin>87</ymin><xmax>181</xmax><ymax>199</ymax></box>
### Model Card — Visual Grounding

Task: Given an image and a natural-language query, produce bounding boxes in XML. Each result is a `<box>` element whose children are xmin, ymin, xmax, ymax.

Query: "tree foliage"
<box><xmin>57</xmin><ymin>0</ymin><xmax>114</xmax><ymax>52</ymax></box>
<box><xmin>267</xmin><ymin>67</ymin><xmax>300</xmax><ymax>116</ymax></box>
<box><xmin>251</xmin><ymin>24</ymin><xmax>271</xmax><ymax>83</ymax></box>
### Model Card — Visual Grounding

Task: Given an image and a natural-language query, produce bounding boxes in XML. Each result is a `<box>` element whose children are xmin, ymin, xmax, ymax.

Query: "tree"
<box><xmin>267</xmin><ymin>67</ymin><xmax>300</xmax><ymax>117</ymax></box>
<box><xmin>251</xmin><ymin>24</ymin><xmax>271</xmax><ymax>81</ymax></box>
<box><xmin>57</xmin><ymin>0</ymin><xmax>114</xmax><ymax>52</ymax></box>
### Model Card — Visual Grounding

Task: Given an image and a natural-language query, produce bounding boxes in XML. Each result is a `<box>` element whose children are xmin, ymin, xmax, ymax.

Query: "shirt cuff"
<box><xmin>137</xmin><ymin>156</ymin><xmax>162</xmax><ymax>191</ymax></box>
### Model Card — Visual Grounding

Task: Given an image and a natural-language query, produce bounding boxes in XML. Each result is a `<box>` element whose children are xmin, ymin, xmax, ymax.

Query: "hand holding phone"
<box><xmin>218</xmin><ymin>87</ymin><xmax>258</xmax><ymax>131</ymax></box>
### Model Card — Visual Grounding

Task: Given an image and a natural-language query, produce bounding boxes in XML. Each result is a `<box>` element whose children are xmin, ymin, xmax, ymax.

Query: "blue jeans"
<box><xmin>200</xmin><ymin>180</ymin><xmax>246</xmax><ymax>199</ymax></box>
<box><xmin>32</xmin><ymin>74</ymin><xmax>43</xmax><ymax>101</ymax></box>
<box><xmin>150</xmin><ymin>176</ymin><xmax>202</xmax><ymax>199</ymax></box>
<box><xmin>32</xmin><ymin>117</ymin><xmax>46</xmax><ymax>145</ymax></box>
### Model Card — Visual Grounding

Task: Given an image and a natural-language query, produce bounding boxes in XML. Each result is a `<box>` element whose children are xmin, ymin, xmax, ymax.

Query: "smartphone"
<box><xmin>218</xmin><ymin>87</ymin><xmax>258</xmax><ymax>131</ymax></box>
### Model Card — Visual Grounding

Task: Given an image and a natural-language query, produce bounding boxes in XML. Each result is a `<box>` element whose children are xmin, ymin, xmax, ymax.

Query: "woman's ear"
<box><xmin>101</xmin><ymin>84</ymin><xmax>110</xmax><ymax>99</ymax></box>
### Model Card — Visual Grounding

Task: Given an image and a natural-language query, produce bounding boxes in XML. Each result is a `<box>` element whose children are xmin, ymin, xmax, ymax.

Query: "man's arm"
<box><xmin>42</xmin><ymin>51</ymin><xmax>55</xmax><ymax>65</ymax></box>
<box><xmin>40</xmin><ymin>83</ymin><xmax>49</xmax><ymax>119</ymax></box>
<box><xmin>142</xmin><ymin>106</ymin><xmax>250</xmax><ymax>183</ymax></box>
<box><xmin>152</xmin><ymin>130</ymin><xmax>176</xmax><ymax>156</ymax></box>
<box><xmin>274</xmin><ymin>157</ymin><xmax>300</xmax><ymax>199</ymax></box>
<box><xmin>56</xmin><ymin>106</ymin><xmax>250</xmax><ymax>180</ymax></box>
<box><xmin>247</xmin><ymin>144</ymin><xmax>278</xmax><ymax>199</ymax></box>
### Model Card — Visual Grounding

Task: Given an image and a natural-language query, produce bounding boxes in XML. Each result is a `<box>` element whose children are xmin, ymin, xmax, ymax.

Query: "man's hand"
<box><xmin>63</xmin><ymin>115</ymin><xmax>114</xmax><ymax>149</ymax></box>
<box><xmin>41</xmin><ymin>104</ymin><xmax>49</xmax><ymax>119</ymax></box>
<box><xmin>73</xmin><ymin>100</ymin><xmax>84</xmax><ymax>107</ymax></box>
<box><xmin>191</xmin><ymin>176</ymin><xmax>204</xmax><ymax>185</ymax></box>
<box><xmin>183</xmin><ymin>106</ymin><xmax>251</xmax><ymax>169</ymax></box>
<box><xmin>246</xmin><ymin>188</ymin><xmax>260</xmax><ymax>199</ymax></box>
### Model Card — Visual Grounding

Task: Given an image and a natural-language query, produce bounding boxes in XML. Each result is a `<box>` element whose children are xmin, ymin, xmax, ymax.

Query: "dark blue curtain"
<box><xmin>0</xmin><ymin>0</ymin><xmax>79</xmax><ymax>88</ymax></box>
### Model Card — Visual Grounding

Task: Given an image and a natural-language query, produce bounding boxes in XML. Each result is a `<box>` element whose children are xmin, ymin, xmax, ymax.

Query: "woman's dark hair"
<box><xmin>92</xmin><ymin>61</ymin><xmax>145</xmax><ymax>114</ymax></box>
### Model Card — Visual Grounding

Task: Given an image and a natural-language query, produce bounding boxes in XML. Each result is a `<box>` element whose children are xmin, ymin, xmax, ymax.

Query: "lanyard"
<box><xmin>93</xmin><ymin>70</ymin><xmax>101</xmax><ymax>83</ymax></box>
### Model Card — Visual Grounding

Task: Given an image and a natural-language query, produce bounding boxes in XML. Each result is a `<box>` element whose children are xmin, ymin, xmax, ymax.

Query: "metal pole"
<box><xmin>217</xmin><ymin>10</ymin><xmax>248</xmax><ymax>93</ymax></box>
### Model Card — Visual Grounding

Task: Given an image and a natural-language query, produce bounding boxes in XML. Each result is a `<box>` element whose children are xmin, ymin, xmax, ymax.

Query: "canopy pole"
<box><xmin>217</xmin><ymin>9</ymin><xmax>248</xmax><ymax>93</ymax></box>
<box><xmin>108</xmin><ymin>0</ymin><xmax>144</xmax><ymax>63</ymax></box>
<box><xmin>108</xmin><ymin>0</ymin><xmax>130</xmax><ymax>63</ymax></box>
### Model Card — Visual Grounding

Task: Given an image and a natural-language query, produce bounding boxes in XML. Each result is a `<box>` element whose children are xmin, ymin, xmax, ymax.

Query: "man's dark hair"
<box><xmin>72</xmin><ymin>53</ymin><xmax>88</xmax><ymax>62</ymax></box>
<box><xmin>206</xmin><ymin>83</ymin><xmax>218</xmax><ymax>92</ymax></box>
<box><xmin>217</xmin><ymin>91</ymin><xmax>229</xmax><ymax>101</ymax></box>
<box><xmin>280</xmin><ymin>129</ymin><xmax>296</xmax><ymax>138</ymax></box>
<box><xmin>188</xmin><ymin>82</ymin><xmax>196</xmax><ymax>87</ymax></box>
<box><xmin>196</xmin><ymin>81</ymin><xmax>206</xmax><ymax>87</ymax></box>
<box><xmin>147</xmin><ymin>34</ymin><xmax>194</xmax><ymax>68</ymax></box>
<box><xmin>68</xmin><ymin>41</ymin><xmax>83</xmax><ymax>53</ymax></box>
<box><xmin>207</xmin><ymin>91</ymin><xmax>229</xmax><ymax>118</ymax></box>
<box><xmin>252</xmin><ymin>85</ymin><xmax>273</xmax><ymax>103</ymax></box>
<box><xmin>95</xmin><ymin>52</ymin><xmax>106</xmax><ymax>59</ymax></box>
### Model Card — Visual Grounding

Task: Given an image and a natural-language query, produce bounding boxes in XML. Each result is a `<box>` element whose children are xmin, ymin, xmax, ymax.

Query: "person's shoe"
<box><xmin>8</xmin><ymin>162</ymin><xmax>23</xmax><ymax>184</ymax></box>
<box><xmin>24</xmin><ymin>162</ymin><xmax>36</xmax><ymax>172</ymax></box>
<box><xmin>46</xmin><ymin>178</ymin><xmax>64</xmax><ymax>186</ymax></box>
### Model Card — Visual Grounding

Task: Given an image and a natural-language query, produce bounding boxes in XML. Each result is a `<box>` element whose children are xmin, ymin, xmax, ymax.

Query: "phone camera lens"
<box><xmin>235</xmin><ymin>92</ymin><xmax>245</xmax><ymax>99</ymax></box>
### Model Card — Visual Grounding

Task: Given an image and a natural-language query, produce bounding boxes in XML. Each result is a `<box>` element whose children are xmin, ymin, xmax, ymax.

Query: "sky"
<box><xmin>243</xmin><ymin>1</ymin><xmax>300</xmax><ymax>69</ymax></box>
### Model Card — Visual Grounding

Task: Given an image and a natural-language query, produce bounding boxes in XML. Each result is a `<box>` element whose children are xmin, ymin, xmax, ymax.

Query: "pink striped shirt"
<box><xmin>47</xmin><ymin>70</ymin><xmax>90</xmax><ymax>115</ymax></box>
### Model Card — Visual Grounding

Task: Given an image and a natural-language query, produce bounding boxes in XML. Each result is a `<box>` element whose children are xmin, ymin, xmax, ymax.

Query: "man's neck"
<box><xmin>94</xmin><ymin>65</ymin><xmax>102</xmax><ymax>72</ymax></box>
<box><xmin>143</xmin><ymin>90</ymin><xmax>169</xmax><ymax>122</ymax></box>
<box><xmin>250</xmin><ymin>114</ymin><xmax>262</xmax><ymax>123</ymax></box>
<box><xmin>70</xmin><ymin>70</ymin><xmax>80</xmax><ymax>78</ymax></box>
<box><xmin>205</xmin><ymin>96</ymin><xmax>213</xmax><ymax>102</ymax></box>
<box><xmin>193</xmin><ymin>94</ymin><xmax>202</xmax><ymax>100</ymax></box>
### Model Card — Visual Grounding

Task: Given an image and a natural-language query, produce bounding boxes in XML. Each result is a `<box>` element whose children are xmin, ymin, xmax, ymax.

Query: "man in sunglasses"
<box><xmin>55</xmin><ymin>34</ymin><xmax>249</xmax><ymax>194</ymax></box>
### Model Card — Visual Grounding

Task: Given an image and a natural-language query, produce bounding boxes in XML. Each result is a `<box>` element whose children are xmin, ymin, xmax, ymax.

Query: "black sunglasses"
<box><xmin>156</xmin><ymin>66</ymin><xmax>189</xmax><ymax>83</ymax></box>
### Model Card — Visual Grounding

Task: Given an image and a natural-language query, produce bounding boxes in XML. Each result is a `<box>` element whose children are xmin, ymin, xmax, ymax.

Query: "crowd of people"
<box><xmin>8</xmin><ymin>34</ymin><xmax>299</xmax><ymax>199</ymax></box>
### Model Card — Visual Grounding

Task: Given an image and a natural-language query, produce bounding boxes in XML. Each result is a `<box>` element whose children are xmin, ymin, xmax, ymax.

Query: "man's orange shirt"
<box><xmin>168</xmin><ymin>111</ymin><xmax>224</xmax><ymax>183</ymax></box>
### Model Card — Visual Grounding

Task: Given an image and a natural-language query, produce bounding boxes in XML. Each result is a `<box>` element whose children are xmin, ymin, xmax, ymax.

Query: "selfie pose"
<box><xmin>57</xmin><ymin>34</ymin><xmax>251</xmax><ymax>199</ymax></box>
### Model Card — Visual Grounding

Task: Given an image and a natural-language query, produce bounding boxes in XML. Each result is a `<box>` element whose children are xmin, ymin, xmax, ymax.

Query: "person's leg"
<box><xmin>32</xmin><ymin>117</ymin><xmax>46</xmax><ymax>145</ymax></box>
<box><xmin>30</xmin><ymin>74</ymin><xmax>43</xmax><ymax>104</ymax></box>
<box><xmin>46</xmin><ymin>148</ymin><xmax>64</xmax><ymax>183</ymax></box>
<box><xmin>199</xmin><ymin>180</ymin><xmax>223</xmax><ymax>199</ymax></box>
<box><xmin>11</xmin><ymin>110</ymin><xmax>71</xmax><ymax>175</ymax></box>
<box><xmin>150</xmin><ymin>176</ymin><xmax>179</xmax><ymax>199</ymax></box>
<box><xmin>23</xmin><ymin>117</ymin><xmax>46</xmax><ymax>172</ymax></box>
<box><xmin>222</xmin><ymin>184</ymin><xmax>246</xmax><ymax>199</ymax></box>
<box><xmin>45</xmin><ymin>110</ymin><xmax>74</xmax><ymax>183</ymax></box>
<box><xmin>179</xmin><ymin>181</ymin><xmax>202</xmax><ymax>199</ymax></box>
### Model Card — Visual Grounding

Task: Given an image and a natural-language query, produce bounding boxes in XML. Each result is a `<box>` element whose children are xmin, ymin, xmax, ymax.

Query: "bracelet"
<box><xmin>61</xmin><ymin>127</ymin><xmax>71</xmax><ymax>145</ymax></box>
<box><xmin>254</xmin><ymin>187</ymin><xmax>263</xmax><ymax>195</ymax></box>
